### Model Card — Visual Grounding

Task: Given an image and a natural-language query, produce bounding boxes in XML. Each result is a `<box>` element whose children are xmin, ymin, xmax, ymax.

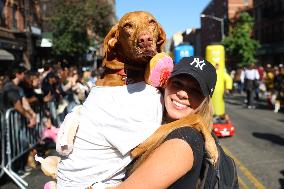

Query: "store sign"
<box><xmin>31</xmin><ymin>26</ymin><xmax>42</xmax><ymax>36</ymax></box>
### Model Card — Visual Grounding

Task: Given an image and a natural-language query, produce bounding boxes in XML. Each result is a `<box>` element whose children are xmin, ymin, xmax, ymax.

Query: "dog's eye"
<box><xmin>123</xmin><ymin>23</ymin><xmax>133</xmax><ymax>29</ymax></box>
<box><xmin>149</xmin><ymin>19</ymin><xmax>156</xmax><ymax>25</ymax></box>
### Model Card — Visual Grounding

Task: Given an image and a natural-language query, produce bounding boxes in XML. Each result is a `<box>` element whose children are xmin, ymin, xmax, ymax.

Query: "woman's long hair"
<box><xmin>130</xmin><ymin>97</ymin><xmax>214</xmax><ymax>173</ymax></box>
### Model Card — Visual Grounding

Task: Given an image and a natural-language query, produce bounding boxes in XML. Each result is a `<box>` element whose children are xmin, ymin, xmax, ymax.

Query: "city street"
<box><xmin>221</xmin><ymin>94</ymin><xmax>284</xmax><ymax>189</ymax></box>
<box><xmin>1</xmin><ymin>94</ymin><xmax>284</xmax><ymax>189</ymax></box>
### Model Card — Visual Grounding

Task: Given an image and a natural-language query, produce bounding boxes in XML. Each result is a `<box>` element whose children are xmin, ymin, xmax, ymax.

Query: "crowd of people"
<box><xmin>0</xmin><ymin>60</ymin><xmax>99</xmax><ymax>176</ymax></box>
<box><xmin>231</xmin><ymin>64</ymin><xmax>284</xmax><ymax>113</ymax></box>
<box><xmin>0</xmin><ymin>61</ymin><xmax>99</xmax><ymax>122</ymax></box>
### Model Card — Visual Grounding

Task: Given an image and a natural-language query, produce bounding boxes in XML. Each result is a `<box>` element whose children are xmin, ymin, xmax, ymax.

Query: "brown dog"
<box><xmin>98</xmin><ymin>11</ymin><xmax>218</xmax><ymax>164</ymax></box>
<box><xmin>96</xmin><ymin>11</ymin><xmax>166</xmax><ymax>86</ymax></box>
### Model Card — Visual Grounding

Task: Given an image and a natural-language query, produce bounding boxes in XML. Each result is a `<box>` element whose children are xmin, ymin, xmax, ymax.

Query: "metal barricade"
<box><xmin>2</xmin><ymin>108</ymin><xmax>44</xmax><ymax>189</ymax></box>
<box><xmin>47</xmin><ymin>100</ymin><xmax>61</xmax><ymax>126</ymax></box>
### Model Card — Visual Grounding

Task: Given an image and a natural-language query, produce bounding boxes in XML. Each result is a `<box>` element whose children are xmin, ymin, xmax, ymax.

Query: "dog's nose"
<box><xmin>138</xmin><ymin>33</ymin><xmax>153</xmax><ymax>48</ymax></box>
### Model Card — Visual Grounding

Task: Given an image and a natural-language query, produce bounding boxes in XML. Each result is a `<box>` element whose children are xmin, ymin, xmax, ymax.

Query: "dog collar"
<box><xmin>116</xmin><ymin>69</ymin><xmax>127</xmax><ymax>84</ymax></box>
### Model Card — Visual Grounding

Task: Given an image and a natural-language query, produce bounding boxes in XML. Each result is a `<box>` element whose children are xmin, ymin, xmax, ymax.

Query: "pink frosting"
<box><xmin>149</xmin><ymin>56</ymin><xmax>174</xmax><ymax>87</ymax></box>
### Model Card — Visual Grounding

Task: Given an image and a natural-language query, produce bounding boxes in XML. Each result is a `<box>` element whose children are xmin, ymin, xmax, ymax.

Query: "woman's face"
<box><xmin>164</xmin><ymin>74</ymin><xmax>205</xmax><ymax>120</ymax></box>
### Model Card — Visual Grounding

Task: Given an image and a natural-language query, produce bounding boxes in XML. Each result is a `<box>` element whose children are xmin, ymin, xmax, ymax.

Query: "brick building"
<box><xmin>253</xmin><ymin>0</ymin><xmax>284</xmax><ymax>66</ymax></box>
<box><xmin>0</xmin><ymin>0</ymin><xmax>42</xmax><ymax>73</ymax></box>
<box><xmin>200</xmin><ymin>0</ymin><xmax>253</xmax><ymax>56</ymax></box>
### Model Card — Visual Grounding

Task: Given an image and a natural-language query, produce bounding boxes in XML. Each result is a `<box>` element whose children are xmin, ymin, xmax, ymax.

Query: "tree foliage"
<box><xmin>222</xmin><ymin>12</ymin><xmax>260</xmax><ymax>67</ymax></box>
<box><xmin>49</xmin><ymin>0</ymin><xmax>113</xmax><ymax>60</ymax></box>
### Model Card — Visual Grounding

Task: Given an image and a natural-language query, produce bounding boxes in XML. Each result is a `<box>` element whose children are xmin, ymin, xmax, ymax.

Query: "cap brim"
<box><xmin>170</xmin><ymin>70</ymin><xmax>209</xmax><ymax>97</ymax></box>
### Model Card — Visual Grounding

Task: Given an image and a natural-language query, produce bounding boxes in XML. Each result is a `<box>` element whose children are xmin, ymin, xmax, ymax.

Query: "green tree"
<box><xmin>223</xmin><ymin>12</ymin><xmax>260</xmax><ymax>67</ymax></box>
<box><xmin>50</xmin><ymin>0</ymin><xmax>113</xmax><ymax>60</ymax></box>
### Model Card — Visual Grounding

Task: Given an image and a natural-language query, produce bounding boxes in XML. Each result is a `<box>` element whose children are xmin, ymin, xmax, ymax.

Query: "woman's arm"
<box><xmin>114</xmin><ymin>138</ymin><xmax>194</xmax><ymax>189</ymax></box>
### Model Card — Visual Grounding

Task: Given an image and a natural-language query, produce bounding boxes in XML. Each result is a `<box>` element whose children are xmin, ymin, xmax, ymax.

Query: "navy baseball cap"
<box><xmin>170</xmin><ymin>56</ymin><xmax>217</xmax><ymax>97</ymax></box>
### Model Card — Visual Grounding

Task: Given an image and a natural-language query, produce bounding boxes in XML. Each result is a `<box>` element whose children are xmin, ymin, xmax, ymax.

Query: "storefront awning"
<box><xmin>0</xmin><ymin>49</ymin><xmax>15</xmax><ymax>61</ymax></box>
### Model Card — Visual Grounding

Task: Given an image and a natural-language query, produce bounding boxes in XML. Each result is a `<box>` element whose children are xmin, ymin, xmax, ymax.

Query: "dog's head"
<box><xmin>103</xmin><ymin>11</ymin><xmax>166</xmax><ymax>70</ymax></box>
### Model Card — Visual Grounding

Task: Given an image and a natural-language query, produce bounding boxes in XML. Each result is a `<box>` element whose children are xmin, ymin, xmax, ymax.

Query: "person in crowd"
<box><xmin>2</xmin><ymin>66</ymin><xmax>36</xmax><ymax>127</ymax></box>
<box><xmin>264</xmin><ymin>64</ymin><xmax>275</xmax><ymax>105</ymax></box>
<box><xmin>273</xmin><ymin>65</ymin><xmax>284</xmax><ymax>113</ymax></box>
<box><xmin>0</xmin><ymin>75</ymin><xmax>9</xmax><ymax>110</ymax></box>
<box><xmin>243</xmin><ymin>64</ymin><xmax>260</xmax><ymax>109</ymax></box>
<box><xmin>82</xmin><ymin>68</ymin><xmax>97</xmax><ymax>89</ymax></box>
<box><xmin>89</xmin><ymin>56</ymin><xmax>217</xmax><ymax>189</ymax></box>
<box><xmin>19</xmin><ymin>71</ymin><xmax>41</xmax><ymax>106</ymax></box>
<box><xmin>42</xmin><ymin>116</ymin><xmax>59</xmax><ymax>143</ymax></box>
<box><xmin>41</xmin><ymin>70</ymin><xmax>63</xmax><ymax>103</ymax></box>
<box><xmin>2</xmin><ymin>65</ymin><xmax>37</xmax><ymax>175</ymax></box>
<box><xmin>41</xmin><ymin>61</ymin><xmax>54</xmax><ymax>82</ymax></box>
<box><xmin>71</xmin><ymin>70</ymin><xmax>89</xmax><ymax>104</ymax></box>
<box><xmin>256</xmin><ymin>66</ymin><xmax>266</xmax><ymax>100</ymax></box>
<box><xmin>233</xmin><ymin>67</ymin><xmax>244</xmax><ymax>94</ymax></box>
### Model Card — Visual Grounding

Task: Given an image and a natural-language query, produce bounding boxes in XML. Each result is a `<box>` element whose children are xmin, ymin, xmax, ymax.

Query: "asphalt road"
<box><xmin>1</xmin><ymin>94</ymin><xmax>283</xmax><ymax>189</ymax></box>
<box><xmin>220</xmin><ymin>94</ymin><xmax>284</xmax><ymax>189</ymax></box>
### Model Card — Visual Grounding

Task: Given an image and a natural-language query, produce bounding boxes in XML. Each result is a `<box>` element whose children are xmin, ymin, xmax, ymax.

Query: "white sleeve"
<box><xmin>101</xmin><ymin>92</ymin><xmax>163</xmax><ymax>156</ymax></box>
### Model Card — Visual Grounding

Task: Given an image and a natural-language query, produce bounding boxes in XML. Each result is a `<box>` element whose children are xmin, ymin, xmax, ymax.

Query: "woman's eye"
<box><xmin>188</xmin><ymin>88</ymin><xmax>203</xmax><ymax>96</ymax></box>
<box><xmin>172</xmin><ymin>80</ymin><xmax>183</xmax><ymax>88</ymax></box>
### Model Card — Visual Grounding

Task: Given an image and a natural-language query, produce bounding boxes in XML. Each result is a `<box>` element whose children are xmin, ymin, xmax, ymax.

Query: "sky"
<box><xmin>116</xmin><ymin>0</ymin><xmax>211</xmax><ymax>39</ymax></box>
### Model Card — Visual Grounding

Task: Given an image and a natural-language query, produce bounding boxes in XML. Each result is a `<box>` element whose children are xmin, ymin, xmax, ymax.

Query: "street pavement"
<box><xmin>220</xmin><ymin>93</ymin><xmax>284</xmax><ymax>189</ymax></box>
<box><xmin>0</xmin><ymin>166</ymin><xmax>51</xmax><ymax>189</ymax></box>
<box><xmin>1</xmin><ymin>93</ymin><xmax>283</xmax><ymax>189</ymax></box>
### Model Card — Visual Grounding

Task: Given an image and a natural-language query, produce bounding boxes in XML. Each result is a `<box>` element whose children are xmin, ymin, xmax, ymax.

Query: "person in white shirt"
<box><xmin>56</xmin><ymin>82</ymin><xmax>163</xmax><ymax>188</ymax></box>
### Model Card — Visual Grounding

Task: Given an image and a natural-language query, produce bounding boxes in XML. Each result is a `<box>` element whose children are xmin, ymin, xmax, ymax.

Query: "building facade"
<box><xmin>200</xmin><ymin>0</ymin><xmax>253</xmax><ymax>56</ymax></box>
<box><xmin>182</xmin><ymin>28</ymin><xmax>202</xmax><ymax>56</ymax></box>
<box><xmin>0</xmin><ymin>0</ymin><xmax>42</xmax><ymax>73</ymax></box>
<box><xmin>253</xmin><ymin>0</ymin><xmax>284</xmax><ymax>66</ymax></box>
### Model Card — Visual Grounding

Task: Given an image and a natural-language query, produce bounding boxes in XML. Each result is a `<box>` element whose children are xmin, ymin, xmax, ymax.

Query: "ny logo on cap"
<box><xmin>190</xmin><ymin>58</ymin><xmax>206</xmax><ymax>70</ymax></box>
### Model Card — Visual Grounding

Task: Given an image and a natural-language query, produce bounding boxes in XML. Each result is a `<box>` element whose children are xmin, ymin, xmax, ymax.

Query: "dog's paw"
<box><xmin>130</xmin><ymin>145</ymin><xmax>146</xmax><ymax>158</ymax></box>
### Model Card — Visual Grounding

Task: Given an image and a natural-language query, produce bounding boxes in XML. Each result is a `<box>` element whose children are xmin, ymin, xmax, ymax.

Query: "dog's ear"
<box><xmin>102</xmin><ymin>24</ymin><xmax>125</xmax><ymax>69</ymax></box>
<box><xmin>103</xmin><ymin>24</ymin><xmax>119</xmax><ymax>59</ymax></box>
<box><xmin>157</xmin><ymin>24</ymin><xmax>166</xmax><ymax>52</ymax></box>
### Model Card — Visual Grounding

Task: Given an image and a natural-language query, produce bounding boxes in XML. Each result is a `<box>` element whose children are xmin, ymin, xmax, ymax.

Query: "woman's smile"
<box><xmin>171</xmin><ymin>98</ymin><xmax>189</xmax><ymax>110</ymax></box>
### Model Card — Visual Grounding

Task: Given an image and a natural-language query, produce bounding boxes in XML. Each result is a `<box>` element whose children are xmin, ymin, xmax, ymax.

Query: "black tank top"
<box><xmin>166</xmin><ymin>127</ymin><xmax>205</xmax><ymax>189</ymax></box>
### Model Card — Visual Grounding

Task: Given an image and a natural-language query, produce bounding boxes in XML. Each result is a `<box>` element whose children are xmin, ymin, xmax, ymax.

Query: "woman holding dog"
<box><xmin>108</xmin><ymin>56</ymin><xmax>217</xmax><ymax>189</ymax></box>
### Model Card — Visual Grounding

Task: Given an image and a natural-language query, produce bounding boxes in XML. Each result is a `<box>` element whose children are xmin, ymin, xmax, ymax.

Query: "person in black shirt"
<box><xmin>3</xmin><ymin>66</ymin><xmax>36</xmax><ymax>128</ymax></box>
<box><xmin>110</xmin><ymin>56</ymin><xmax>217</xmax><ymax>189</ymax></box>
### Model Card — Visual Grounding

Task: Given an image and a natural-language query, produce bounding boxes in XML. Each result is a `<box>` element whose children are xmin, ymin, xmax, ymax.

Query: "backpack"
<box><xmin>197</xmin><ymin>133</ymin><xmax>239</xmax><ymax>189</ymax></box>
